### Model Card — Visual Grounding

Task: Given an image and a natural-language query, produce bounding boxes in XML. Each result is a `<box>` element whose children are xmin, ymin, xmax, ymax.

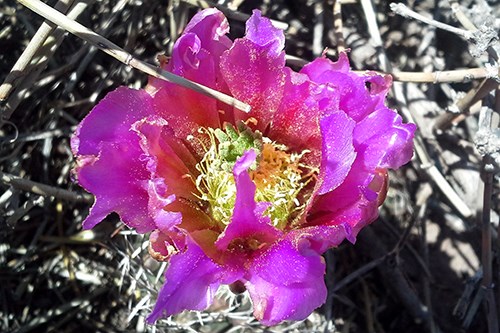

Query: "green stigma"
<box><xmin>195</xmin><ymin>122</ymin><xmax>315</xmax><ymax>229</ymax></box>
<box><xmin>213</xmin><ymin>122</ymin><xmax>263</xmax><ymax>172</ymax></box>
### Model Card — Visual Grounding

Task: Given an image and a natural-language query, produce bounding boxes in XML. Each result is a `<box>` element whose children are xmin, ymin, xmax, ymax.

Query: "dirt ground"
<box><xmin>1</xmin><ymin>0</ymin><xmax>499</xmax><ymax>332</ymax></box>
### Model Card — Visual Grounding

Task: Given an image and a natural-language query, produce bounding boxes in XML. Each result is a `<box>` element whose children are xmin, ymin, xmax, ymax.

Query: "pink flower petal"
<box><xmin>245</xmin><ymin>10</ymin><xmax>285</xmax><ymax>58</ymax></box>
<box><xmin>183</xmin><ymin>8</ymin><xmax>232</xmax><ymax>57</ymax></box>
<box><xmin>76</xmin><ymin>142</ymin><xmax>154</xmax><ymax>232</ymax></box>
<box><xmin>317</xmin><ymin>111</ymin><xmax>357</xmax><ymax>195</ymax></box>
<box><xmin>147</xmin><ymin>237</ymin><xmax>241</xmax><ymax>323</ymax></box>
<box><xmin>216</xmin><ymin>150</ymin><xmax>282</xmax><ymax>251</ymax></box>
<box><xmin>72</xmin><ymin>87</ymin><xmax>153</xmax><ymax>156</ymax></box>
<box><xmin>269</xmin><ymin>69</ymin><xmax>322</xmax><ymax>163</ymax></box>
<box><xmin>301</xmin><ymin>53</ymin><xmax>389</xmax><ymax>122</ymax></box>
<box><xmin>310</xmin><ymin>154</ymin><xmax>399</xmax><ymax>241</ymax></box>
<box><xmin>149</xmin><ymin>228</ymin><xmax>186</xmax><ymax>261</ymax></box>
<box><xmin>313</xmin><ymin>158</ymin><xmax>370</xmax><ymax>212</ymax></box>
<box><xmin>245</xmin><ymin>238</ymin><xmax>327</xmax><ymax>325</ymax></box>
<box><xmin>132</xmin><ymin>117</ymin><xmax>197</xmax><ymax>201</ymax></box>
<box><xmin>354</xmin><ymin>107</ymin><xmax>416</xmax><ymax>169</ymax></box>
<box><xmin>291</xmin><ymin>224</ymin><xmax>350</xmax><ymax>256</ymax></box>
<box><xmin>146</xmin><ymin>178</ymin><xmax>182</xmax><ymax>233</ymax></box>
<box><xmin>148</xmin><ymin>9</ymin><xmax>233</xmax><ymax>137</ymax></box>
<box><xmin>310</xmin><ymin>106</ymin><xmax>415</xmax><ymax>238</ymax></box>
<box><xmin>72</xmin><ymin>87</ymin><xmax>157</xmax><ymax>232</ymax></box>
<box><xmin>220</xmin><ymin>11</ymin><xmax>286</xmax><ymax>130</ymax></box>
<box><xmin>310</xmin><ymin>194</ymin><xmax>379</xmax><ymax>243</ymax></box>
<box><xmin>151</xmin><ymin>33</ymin><xmax>220</xmax><ymax>137</ymax></box>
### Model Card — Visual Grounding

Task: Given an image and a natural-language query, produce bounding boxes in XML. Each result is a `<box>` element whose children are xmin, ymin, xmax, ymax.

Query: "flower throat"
<box><xmin>194</xmin><ymin>121</ymin><xmax>315</xmax><ymax>230</ymax></box>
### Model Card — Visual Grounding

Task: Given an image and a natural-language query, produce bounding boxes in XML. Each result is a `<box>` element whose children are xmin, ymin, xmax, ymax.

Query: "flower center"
<box><xmin>194</xmin><ymin>122</ymin><xmax>315</xmax><ymax>229</ymax></box>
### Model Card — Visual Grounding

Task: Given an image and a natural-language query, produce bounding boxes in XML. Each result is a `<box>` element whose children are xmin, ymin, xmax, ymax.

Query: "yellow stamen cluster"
<box><xmin>195</xmin><ymin>139</ymin><xmax>237</xmax><ymax>225</ymax></box>
<box><xmin>251</xmin><ymin>139</ymin><xmax>311</xmax><ymax>229</ymax></box>
<box><xmin>194</xmin><ymin>125</ymin><xmax>315</xmax><ymax>229</ymax></box>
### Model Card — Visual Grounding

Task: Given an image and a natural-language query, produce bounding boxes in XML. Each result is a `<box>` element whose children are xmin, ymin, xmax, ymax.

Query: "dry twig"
<box><xmin>0</xmin><ymin>171</ymin><xmax>93</xmax><ymax>203</ymax></box>
<box><xmin>17</xmin><ymin>0</ymin><xmax>251</xmax><ymax>113</ymax></box>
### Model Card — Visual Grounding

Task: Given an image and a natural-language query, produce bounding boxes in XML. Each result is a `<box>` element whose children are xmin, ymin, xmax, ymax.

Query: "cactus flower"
<box><xmin>71</xmin><ymin>8</ymin><xmax>415</xmax><ymax>325</ymax></box>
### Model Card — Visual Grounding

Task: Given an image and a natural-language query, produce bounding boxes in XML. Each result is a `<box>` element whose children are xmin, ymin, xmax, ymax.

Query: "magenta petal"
<box><xmin>312</xmin><ymin>107</ymin><xmax>415</xmax><ymax>231</ymax></box>
<box><xmin>245</xmin><ymin>10</ymin><xmax>285</xmax><ymax>58</ymax></box>
<box><xmin>151</xmin><ymin>33</ymin><xmax>220</xmax><ymax>134</ymax></box>
<box><xmin>302</xmin><ymin>52</ymin><xmax>351</xmax><ymax>76</ymax></box>
<box><xmin>183</xmin><ymin>8</ymin><xmax>232</xmax><ymax>57</ymax></box>
<box><xmin>177</xmin><ymin>8</ymin><xmax>235</xmax><ymax>122</ymax></box>
<box><xmin>301</xmin><ymin>54</ymin><xmax>385</xmax><ymax>122</ymax></box>
<box><xmin>72</xmin><ymin>87</ymin><xmax>154</xmax><ymax>156</ymax></box>
<box><xmin>310</xmin><ymin>158</ymin><xmax>383</xmax><ymax>241</ymax></box>
<box><xmin>317</xmin><ymin>112</ymin><xmax>357</xmax><ymax>195</ymax></box>
<box><xmin>311</xmin><ymin>193</ymin><xmax>380</xmax><ymax>242</ymax></box>
<box><xmin>292</xmin><ymin>224</ymin><xmax>350</xmax><ymax>256</ymax></box>
<box><xmin>72</xmin><ymin>87</ymin><xmax>157</xmax><ymax>232</ymax></box>
<box><xmin>76</xmin><ymin>142</ymin><xmax>154</xmax><ymax>232</ymax></box>
<box><xmin>354</xmin><ymin>107</ymin><xmax>416</xmax><ymax>169</ymax></box>
<box><xmin>216</xmin><ymin>150</ymin><xmax>282</xmax><ymax>251</ymax></box>
<box><xmin>148</xmin><ymin>9</ymin><xmax>234</xmax><ymax>136</ymax></box>
<box><xmin>131</xmin><ymin>117</ymin><xmax>194</xmax><ymax>231</ymax></box>
<box><xmin>233</xmin><ymin>148</ymin><xmax>257</xmax><ymax>176</ymax></box>
<box><xmin>170</xmin><ymin>33</ymin><xmax>203</xmax><ymax>72</ymax></box>
<box><xmin>270</xmin><ymin>69</ymin><xmax>322</xmax><ymax>158</ymax></box>
<box><xmin>221</xmin><ymin>25</ymin><xmax>286</xmax><ymax>130</ymax></box>
<box><xmin>132</xmin><ymin>117</ymin><xmax>197</xmax><ymax>201</ymax></box>
<box><xmin>146</xmin><ymin>178</ymin><xmax>182</xmax><ymax>233</ymax></box>
<box><xmin>313</xmin><ymin>160</ymin><xmax>365</xmax><ymax>212</ymax></box>
<box><xmin>246</xmin><ymin>238</ymin><xmax>327</xmax><ymax>325</ymax></box>
<box><xmin>149</xmin><ymin>228</ymin><xmax>186</xmax><ymax>261</ymax></box>
<box><xmin>147</xmin><ymin>237</ymin><xmax>241</xmax><ymax>323</ymax></box>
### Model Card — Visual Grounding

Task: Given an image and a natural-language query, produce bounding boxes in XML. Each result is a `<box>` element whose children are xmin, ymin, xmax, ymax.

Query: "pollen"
<box><xmin>194</xmin><ymin>122</ymin><xmax>316</xmax><ymax>229</ymax></box>
<box><xmin>250</xmin><ymin>139</ymin><xmax>313</xmax><ymax>229</ymax></box>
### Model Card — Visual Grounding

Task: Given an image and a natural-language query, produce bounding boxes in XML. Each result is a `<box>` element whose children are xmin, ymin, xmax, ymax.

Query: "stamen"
<box><xmin>194</xmin><ymin>123</ymin><xmax>316</xmax><ymax>228</ymax></box>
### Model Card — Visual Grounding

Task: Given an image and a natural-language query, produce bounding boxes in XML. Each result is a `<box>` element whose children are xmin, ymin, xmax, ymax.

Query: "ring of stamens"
<box><xmin>194</xmin><ymin>122</ymin><xmax>316</xmax><ymax>229</ymax></box>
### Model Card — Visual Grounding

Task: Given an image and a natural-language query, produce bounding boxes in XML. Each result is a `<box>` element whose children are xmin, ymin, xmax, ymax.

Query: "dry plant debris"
<box><xmin>0</xmin><ymin>0</ymin><xmax>499</xmax><ymax>332</ymax></box>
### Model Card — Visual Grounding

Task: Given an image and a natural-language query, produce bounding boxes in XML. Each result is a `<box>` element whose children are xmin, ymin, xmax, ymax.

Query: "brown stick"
<box><xmin>391</xmin><ymin>67</ymin><xmax>498</xmax><ymax>83</ymax></box>
<box><xmin>0</xmin><ymin>171</ymin><xmax>93</xmax><ymax>203</ymax></box>
<box><xmin>480</xmin><ymin>154</ymin><xmax>499</xmax><ymax>333</ymax></box>
<box><xmin>434</xmin><ymin>78</ymin><xmax>499</xmax><ymax>131</ymax></box>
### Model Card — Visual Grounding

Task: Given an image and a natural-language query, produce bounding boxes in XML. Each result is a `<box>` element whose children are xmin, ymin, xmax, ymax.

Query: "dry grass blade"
<box><xmin>0</xmin><ymin>0</ymin><xmax>74</xmax><ymax>101</ymax></box>
<box><xmin>392</xmin><ymin>67</ymin><xmax>499</xmax><ymax>83</ymax></box>
<box><xmin>434</xmin><ymin>78</ymin><xmax>499</xmax><ymax>131</ymax></box>
<box><xmin>0</xmin><ymin>0</ymin><xmax>89</xmax><ymax>124</ymax></box>
<box><xmin>390</xmin><ymin>2</ymin><xmax>474</xmax><ymax>40</ymax></box>
<box><xmin>16</xmin><ymin>0</ymin><xmax>251</xmax><ymax>113</ymax></box>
